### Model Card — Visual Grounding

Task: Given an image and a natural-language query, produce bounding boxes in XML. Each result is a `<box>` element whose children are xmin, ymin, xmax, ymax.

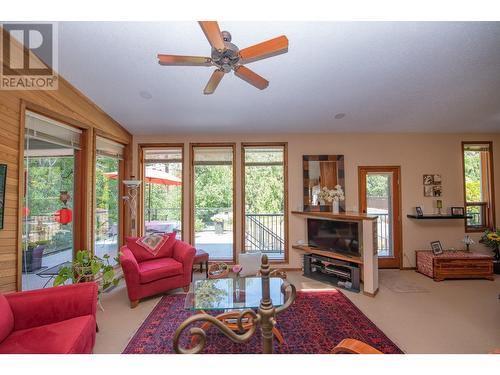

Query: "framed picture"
<box><xmin>451</xmin><ymin>207</ymin><xmax>464</xmax><ymax>216</ymax></box>
<box><xmin>415</xmin><ymin>206</ymin><xmax>424</xmax><ymax>217</ymax></box>
<box><xmin>0</xmin><ymin>164</ymin><xmax>6</xmax><ymax>230</ymax></box>
<box><xmin>430</xmin><ymin>240</ymin><xmax>443</xmax><ymax>255</ymax></box>
<box><xmin>423</xmin><ymin>175</ymin><xmax>434</xmax><ymax>185</ymax></box>
<box><xmin>432</xmin><ymin>185</ymin><xmax>442</xmax><ymax>197</ymax></box>
<box><xmin>424</xmin><ymin>185</ymin><xmax>433</xmax><ymax>197</ymax></box>
<box><xmin>433</xmin><ymin>174</ymin><xmax>442</xmax><ymax>184</ymax></box>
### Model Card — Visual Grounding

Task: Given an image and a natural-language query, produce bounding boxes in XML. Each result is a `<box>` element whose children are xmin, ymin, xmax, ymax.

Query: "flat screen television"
<box><xmin>307</xmin><ymin>218</ymin><xmax>360</xmax><ymax>257</ymax></box>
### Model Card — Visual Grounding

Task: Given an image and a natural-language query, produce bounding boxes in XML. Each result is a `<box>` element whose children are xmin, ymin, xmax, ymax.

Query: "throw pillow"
<box><xmin>136</xmin><ymin>234</ymin><xmax>169</xmax><ymax>256</ymax></box>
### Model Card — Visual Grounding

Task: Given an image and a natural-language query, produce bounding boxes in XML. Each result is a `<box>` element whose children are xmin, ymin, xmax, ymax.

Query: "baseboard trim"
<box><xmin>363</xmin><ymin>287</ymin><xmax>379</xmax><ymax>297</ymax></box>
<box><xmin>400</xmin><ymin>267</ymin><xmax>416</xmax><ymax>270</ymax></box>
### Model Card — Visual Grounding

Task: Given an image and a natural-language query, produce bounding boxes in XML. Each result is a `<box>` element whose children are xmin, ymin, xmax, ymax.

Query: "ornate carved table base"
<box><xmin>193</xmin><ymin>310</ymin><xmax>285</xmax><ymax>346</ymax></box>
<box><xmin>174</xmin><ymin>255</ymin><xmax>296</xmax><ymax>354</ymax></box>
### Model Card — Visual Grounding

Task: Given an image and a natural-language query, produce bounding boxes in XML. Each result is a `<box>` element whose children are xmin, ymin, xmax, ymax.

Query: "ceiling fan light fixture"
<box><xmin>157</xmin><ymin>22</ymin><xmax>289</xmax><ymax>94</ymax></box>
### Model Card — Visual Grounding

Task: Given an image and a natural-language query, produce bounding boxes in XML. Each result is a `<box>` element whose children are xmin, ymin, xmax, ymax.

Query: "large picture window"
<box><xmin>94</xmin><ymin>136</ymin><xmax>124</xmax><ymax>265</ymax></box>
<box><xmin>242</xmin><ymin>144</ymin><xmax>287</xmax><ymax>261</ymax></box>
<box><xmin>462</xmin><ymin>142</ymin><xmax>495</xmax><ymax>231</ymax></box>
<box><xmin>191</xmin><ymin>144</ymin><xmax>235</xmax><ymax>261</ymax></box>
<box><xmin>141</xmin><ymin>146</ymin><xmax>183</xmax><ymax>239</ymax></box>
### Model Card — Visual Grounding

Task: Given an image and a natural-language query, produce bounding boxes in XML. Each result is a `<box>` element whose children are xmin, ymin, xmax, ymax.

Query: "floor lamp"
<box><xmin>123</xmin><ymin>179</ymin><xmax>141</xmax><ymax>237</ymax></box>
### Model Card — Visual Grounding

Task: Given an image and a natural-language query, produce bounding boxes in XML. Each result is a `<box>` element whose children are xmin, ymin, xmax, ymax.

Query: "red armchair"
<box><xmin>120</xmin><ymin>235</ymin><xmax>196</xmax><ymax>308</ymax></box>
<box><xmin>0</xmin><ymin>282</ymin><xmax>98</xmax><ymax>354</ymax></box>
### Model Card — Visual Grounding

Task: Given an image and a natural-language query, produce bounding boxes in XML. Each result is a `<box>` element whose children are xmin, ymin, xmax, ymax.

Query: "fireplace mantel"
<box><xmin>291</xmin><ymin>211</ymin><xmax>378</xmax><ymax>221</ymax></box>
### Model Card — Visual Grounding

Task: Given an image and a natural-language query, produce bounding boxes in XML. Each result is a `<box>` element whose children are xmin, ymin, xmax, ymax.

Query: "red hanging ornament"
<box><xmin>54</xmin><ymin>207</ymin><xmax>73</xmax><ymax>225</ymax></box>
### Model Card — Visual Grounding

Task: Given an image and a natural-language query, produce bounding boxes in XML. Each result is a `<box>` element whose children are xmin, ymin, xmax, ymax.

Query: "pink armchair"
<box><xmin>0</xmin><ymin>282</ymin><xmax>98</xmax><ymax>354</ymax></box>
<box><xmin>120</xmin><ymin>235</ymin><xmax>196</xmax><ymax>308</ymax></box>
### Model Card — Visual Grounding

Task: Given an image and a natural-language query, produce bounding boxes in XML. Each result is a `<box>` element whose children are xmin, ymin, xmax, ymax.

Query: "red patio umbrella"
<box><xmin>103</xmin><ymin>168</ymin><xmax>181</xmax><ymax>221</ymax></box>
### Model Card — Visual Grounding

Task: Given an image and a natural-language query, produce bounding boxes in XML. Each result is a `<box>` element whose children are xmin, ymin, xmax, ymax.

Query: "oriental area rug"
<box><xmin>123</xmin><ymin>290</ymin><xmax>403</xmax><ymax>354</ymax></box>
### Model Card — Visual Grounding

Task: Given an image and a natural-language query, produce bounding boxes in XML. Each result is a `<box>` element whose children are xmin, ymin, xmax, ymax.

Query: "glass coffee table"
<box><xmin>185</xmin><ymin>276</ymin><xmax>288</xmax><ymax>344</ymax></box>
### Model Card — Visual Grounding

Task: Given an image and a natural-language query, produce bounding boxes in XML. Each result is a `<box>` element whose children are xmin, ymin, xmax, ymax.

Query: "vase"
<box><xmin>331</xmin><ymin>200</ymin><xmax>339</xmax><ymax>214</ymax></box>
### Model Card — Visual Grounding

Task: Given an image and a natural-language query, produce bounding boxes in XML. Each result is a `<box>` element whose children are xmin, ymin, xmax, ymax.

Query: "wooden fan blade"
<box><xmin>198</xmin><ymin>21</ymin><xmax>225</xmax><ymax>52</ymax></box>
<box><xmin>157</xmin><ymin>54</ymin><xmax>212</xmax><ymax>66</ymax></box>
<box><xmin>203</xmin><ymin>69</ymin><xmax>225</xmax><ymax>95</ymax></box>
<box><xmin>239</xmin><ymin>35</ymin><xmax>288</xmax><ymax>64</ymax></box>
<box><xmin>234</xmin><ymin>65</ymin><xmax>269</xmax><ymax>90</ymax></box>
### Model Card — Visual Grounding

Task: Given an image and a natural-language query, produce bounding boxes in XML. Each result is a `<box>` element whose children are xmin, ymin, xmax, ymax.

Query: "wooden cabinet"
<box><xmin>416</xmin><ymin>250</ymin><xmax>494</xmax><ymax>281</ymax></box>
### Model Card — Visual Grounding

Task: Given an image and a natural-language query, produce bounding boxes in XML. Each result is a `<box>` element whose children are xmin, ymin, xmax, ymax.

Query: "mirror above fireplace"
<box><xmin>303</xmin><ymin>155</ymin><xmax>345</xmax><ymax>212</ymax></box>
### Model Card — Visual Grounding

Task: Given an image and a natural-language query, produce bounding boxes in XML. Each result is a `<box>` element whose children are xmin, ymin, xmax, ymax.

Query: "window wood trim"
<box><xmin>137</xmin><ymin>143</ymin><xmax>185</xmax><ymax>240</ymax></box>
<box><xmin>190</xmin><ymin>143</ymin><xmax>236</xmax><ymax>262</ymax></box>
<box><xmin>461</xmin><ymin>141</ymin><xmax>496</xmax><ymax>232</ymax></box>
<box><xmin>240</xmin><ymin>142</ymin><xmax>289</xmax><ymax>264</ymax></box>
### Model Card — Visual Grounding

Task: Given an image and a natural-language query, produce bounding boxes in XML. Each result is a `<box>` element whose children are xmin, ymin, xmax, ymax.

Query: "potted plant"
<box><xmin>479</xmin><ymin>229</ymin><xmax>500</xmax><ymax>274</ymax></box>
<box><xmin>53</xmin><ymin>250</ymin><xmax>120</xmax><ymax>291</ymax></box>
<box><xmin>22</xmin><ymin>240</ymin><xmax>49</xmax><ymax>273</ymax></box>
<box><xmin>211</xmin><ymin>213</ymin><xmax>226</xmax><ymax>235</ymax></box>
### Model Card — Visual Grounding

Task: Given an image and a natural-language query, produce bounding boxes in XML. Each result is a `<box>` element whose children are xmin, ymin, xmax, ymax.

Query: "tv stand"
<box><xmin>303</xmin><ymin>253</ymin><xmax>360</xmax><ymax>292</ymax></box>
<box><xmin>291</xmin><ymin>211</ymin><xmax>379</xmax><ymax>296</ymax></box>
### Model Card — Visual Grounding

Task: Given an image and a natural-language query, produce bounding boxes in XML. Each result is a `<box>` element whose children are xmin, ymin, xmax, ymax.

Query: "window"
<box><xmin>242</xmin><ymin>144</ymin><xmax>287</xmax><ymax>261</ymax></box>
<box><xmin>141</xmin><ymin>146</ymin><xmax>183</xmax><ymax>239</ymax></box>
<box><xmin>22</xmin><ymin>111</ymin><xmax>81</xmax><ymax>290</ymax></box>
<box><xmin>462</xmin><ymin>142</ymin><xmax>495</xmax><ymax>231</ymax></box>
<box><xmin>191</xmin><ymin>145</ymin><xmax>235</xmax><ymax>261</ymax></box>
<box><xmin>94</xmin><ymin>136</ymin><xmax>124</xmax><ymax>265</ymax></box>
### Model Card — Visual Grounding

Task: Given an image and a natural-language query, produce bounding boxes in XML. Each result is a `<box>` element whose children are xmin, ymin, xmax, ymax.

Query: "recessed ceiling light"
<box><xmin>139</xmin><ymin>90</ymin><xmax>152</xmax><ymax>99</ymax></box>
<box><xmin>334</xmin><ymin>113</ymin><xmax>346</xmax><ymax>120</ymax></box>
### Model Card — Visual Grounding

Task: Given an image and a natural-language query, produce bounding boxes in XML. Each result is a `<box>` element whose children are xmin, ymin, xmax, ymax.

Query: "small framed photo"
<box><xmin>451</xmin><ymin>207</ymin><xmax>464</xmax><ymax>216</ymax></box>
<box><xmin>432</xmin><ymin>185</ymin><xmax>442</xmax><ymax>197</ymax></box>
<box><xmin>433</xmin><ymin>174</ymin><xmax>442</xmax><ymax>184</ymax></box>
<box><xmin>423</xmin><ymin>175</ymin><xmax>434</xmax><ymax>185</ymax></box>
<box><xmin>430</xmin><ymin>240</ymin><xmax>443</xmax><ymax>255</ymax></box>
<box><xmin>415</xmin><ymin>206</ymin><xmax>424</xmax><ymax>217</ymax></box>
<box><xmin>424</xmin><ymin>185</ymin><xmax>433</xmax><ymax>197</ymax></box>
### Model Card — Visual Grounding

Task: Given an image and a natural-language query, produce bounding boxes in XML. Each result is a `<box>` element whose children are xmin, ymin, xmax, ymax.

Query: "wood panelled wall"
<box><xmin>0</xmin><ymin>38</ymin><xmax>131</xmax><ymax>292</ymax></box>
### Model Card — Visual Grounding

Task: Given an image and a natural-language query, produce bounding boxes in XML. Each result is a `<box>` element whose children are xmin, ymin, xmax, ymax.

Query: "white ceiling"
<box><xmin>56</xmin><ymin>22</ymin><xmax>500</xmax><ymax>134</ymax></box>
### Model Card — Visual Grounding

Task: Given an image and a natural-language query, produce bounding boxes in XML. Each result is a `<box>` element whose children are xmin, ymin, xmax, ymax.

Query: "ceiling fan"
<box><xmin>157</xmin><ymin>21</ymin><xmax>289</xmax><ymax>94</ymax></box>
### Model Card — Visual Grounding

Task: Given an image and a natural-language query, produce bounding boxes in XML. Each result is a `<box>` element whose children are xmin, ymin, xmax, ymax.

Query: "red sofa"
<box><xmin>0</xmin><ymin>282</ymin><xmax>98</xmax><ymax>354</ymax></box>
<box><xmin>120</xmin><ymin>235</ymin><xmax>196</xmax><ymax>308</ymax></box>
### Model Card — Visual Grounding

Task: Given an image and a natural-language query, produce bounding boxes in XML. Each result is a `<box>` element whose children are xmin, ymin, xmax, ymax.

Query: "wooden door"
<box><xmin>359</xmin><ymin>166</ymin><xmax>402</xmax><ymax>269</ymax></box>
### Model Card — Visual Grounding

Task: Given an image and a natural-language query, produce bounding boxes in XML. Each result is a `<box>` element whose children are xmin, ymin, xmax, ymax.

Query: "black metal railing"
<box><xmin>375</xmin><ymin>213</ymin><xmax>391</xmax><ymax>257</ymax></box>
<box><xmin>144</xmin><ymin>208</ymin><xmax>285</xmax><ymax>255</ymax></box>
<box><xmin>245</xmin><ymin>213</ymin><xmax>284</xmax><ymax>254</ymax></box>
<box><xmin>466</xmin><ymin>202</ymin><xmax>487</xmax><ymax>228</ymax></box>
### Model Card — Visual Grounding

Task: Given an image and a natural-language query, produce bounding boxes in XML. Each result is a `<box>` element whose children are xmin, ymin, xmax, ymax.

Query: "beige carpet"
<box><xmin>95</xmin><ymin>270</ymin><xmax>500</xmax><ymax>354</ymax></box>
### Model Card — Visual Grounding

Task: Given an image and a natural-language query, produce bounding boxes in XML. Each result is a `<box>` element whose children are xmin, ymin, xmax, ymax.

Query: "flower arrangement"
<box><xmin>317</xmin><ymin>185</ymin><xmax>345</xmax><ymax>203</ymax></box>
<box><xmin>211</xmin><ymin>212</ymin><xmax>229</xmax><ymax>223</ymax></box>
<box><xmin>479</xmin><ymin>229</ymin><xmax>500</xmax><ymax>260</ymax></box>
<box><xmin>232</xmin><ymin>265</ymin><xmax>242</xmax><ymax>277</ymax></box>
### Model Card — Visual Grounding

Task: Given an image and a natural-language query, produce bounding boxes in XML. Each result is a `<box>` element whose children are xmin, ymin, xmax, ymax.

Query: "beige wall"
<box><xmin>133</xmin><ymin>133</ymin><xmax>500</xmax><ymax>269</ymax></box>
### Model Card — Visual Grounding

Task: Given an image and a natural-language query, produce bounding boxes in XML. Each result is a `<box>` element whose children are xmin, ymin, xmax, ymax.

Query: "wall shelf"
<box><xmin>406</xmin><ymin>214</ymin><xmax>471</xmax><ymax>220</ymax></box>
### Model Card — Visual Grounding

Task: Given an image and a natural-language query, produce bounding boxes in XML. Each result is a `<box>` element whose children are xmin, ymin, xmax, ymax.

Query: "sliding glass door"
<box><xmin>22</xmin><ymin>111</ymin><xmax>80</xmax><ymax>290</ymax></box>
<box><xmin>191</xmin><ymin>145</ymin><xmax>235</xmax><ymax>261</ymax></box>
<box><xmin>94</xmin><ymin>136</ymin><xmax>124</xmax><ymax>265</ymax></box>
